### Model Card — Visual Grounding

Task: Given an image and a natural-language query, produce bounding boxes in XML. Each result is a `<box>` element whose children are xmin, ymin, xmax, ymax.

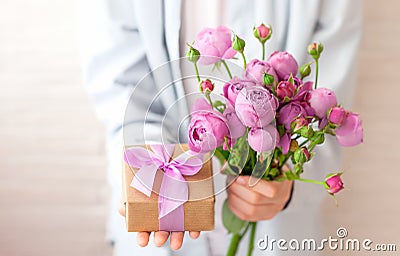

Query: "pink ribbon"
<box><xmin>124</xmin><ymin>144</ymin><xmax>203</xmax><ymax>231</ymax></box>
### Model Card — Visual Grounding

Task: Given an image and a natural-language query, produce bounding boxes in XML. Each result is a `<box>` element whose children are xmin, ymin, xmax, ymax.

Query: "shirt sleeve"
<box><xmin>76</xmin><ymin>0</ymin><xmax>172</xmax><ymax>144</ymax></box>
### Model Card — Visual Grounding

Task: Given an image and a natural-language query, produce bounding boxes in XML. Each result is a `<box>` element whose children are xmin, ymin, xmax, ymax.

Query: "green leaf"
<box><xmin>212</xmin><ymin>61</ymin><xmax>222</xmax><ymax>73</ymax></box>
<box><xmin>299</xmin><ymin>126</ymin><xmax>315</xmax><ymax>139</ymax></box>
<box><xmin>284</xmin><ymin>170</ymin><xmax>299</xmax><ymax>180</ymax></box>
<box><xmin>227</xmin><ymin>135</ymin><xmax>249</xmax><ymax>173</ymax></box>
<box><xmin>214</xmin><ymin>147</ymin><xmax>228</xmax><ymax>167</ymax></box>
<box><xmin>277</xmin><ymin>125</ymin><xmax>285</xmax><ymax>137</ymax></box>
<box><xmin>222</xmin><ymin>199</ymin><xmax>247</xmax><ymax>234</ymax></box>
<box><xmin>249</xmin><ymin>151</ymin><xmax>273</xmax><ymax>186</ymax></box>
<box><xmin>213</xmin><ymin>100</ymin><xmax>226</xmax><ymax>113</ymax></box>
<box><xmin>294</xmin><ymin>164</ymin><xmax>303</xmax><ymax>175</ymax></box>
<box><xmin>287</xmin><ymin>73</ymin><xmax>294</xmax><ymax>85</ymax></box>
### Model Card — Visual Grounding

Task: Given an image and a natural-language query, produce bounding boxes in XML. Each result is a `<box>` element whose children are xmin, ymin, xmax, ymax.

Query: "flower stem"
<box><xmin>240</xmin><ymin>52</ymin><xmax>247</xmax><ymax>69</ymax></box>
<box><xmin>299</xmin><ymin>139</ymin><xmax>310</xmax><ymax>148</ymax></box>
<box><xmin>314</xmin><ymin>60</ymin><xmax>319</xmax><ymax>89</ymax></box>
<box><xmin>193</xmin><ymin>62</ymin><xmax>201</xmax><ymax>84</ymax></box>
<box><xmin>296</xmin><ymin>177</ymin><xmax>325</xmax><ymax>185</ymax></box>
<box><xmin>278</xmin><ymin>152</ymin><xmax>293</xmax><ymax>169</ymax></box>
<box><xmin>221</xmin><ymin>60</ymin><xmax>233</xmax><ymax>79</ymax></box>
<box><xmin>247</xmin><ymin>222</ymin><xmax>257</xmax><ymax>256</ymax></box>
<box><xmin>204</xmin><ymin>92</ymin><xmax>213</xmax><ymax>107</ymax></box>
<box><xmin>261</xmin><ymin>43</ymin><xmax>265</xmax><ymax>61</ymax></box>
<box><xmin>226</xmin><ymin>221</ymin><xmax>252</xmax><ymax>256</ymax></box>
<box><xmin>226</xmin><ymin>233</ymin><xmax>241</xmax><ymax>256</ymax></box>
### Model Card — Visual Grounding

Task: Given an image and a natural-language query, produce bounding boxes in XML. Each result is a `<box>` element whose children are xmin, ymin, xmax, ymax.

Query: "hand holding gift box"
<box><xmin>122</xmin><ymin>144</ymin><xmax>214</xmax><ymax>232</ymax></box>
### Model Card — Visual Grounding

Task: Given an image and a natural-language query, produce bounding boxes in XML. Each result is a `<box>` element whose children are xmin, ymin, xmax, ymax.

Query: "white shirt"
<box><xmin>179</xmin><ymin>0</ymin><xmax>228</xmax><ymax>109</ymax></box>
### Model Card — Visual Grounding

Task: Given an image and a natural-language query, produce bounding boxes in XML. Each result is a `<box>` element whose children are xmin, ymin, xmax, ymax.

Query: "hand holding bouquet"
<box><xmin>186</xmin><ymin>23</ymin><xmax>363</xmax><ymax>255</ymax></box>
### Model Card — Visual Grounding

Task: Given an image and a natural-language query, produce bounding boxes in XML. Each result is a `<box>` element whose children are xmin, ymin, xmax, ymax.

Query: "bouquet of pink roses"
<box><xmin>185</xmin><ymin>24</ymin><xmax>363</xmax><ymax>256</ymax></box>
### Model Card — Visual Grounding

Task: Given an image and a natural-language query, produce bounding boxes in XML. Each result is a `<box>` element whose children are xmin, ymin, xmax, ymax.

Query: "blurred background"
<box><xmin>0</xmin><ymin>0</ymin><xmax>399</xmax><ymax>255</ymax></box>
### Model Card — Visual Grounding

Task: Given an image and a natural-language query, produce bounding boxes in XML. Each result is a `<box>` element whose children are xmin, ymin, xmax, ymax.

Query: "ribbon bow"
<box><xmin>124</xmin><ymin>144</ymin><xmax>203</xmax><ymax>231</ymax></box>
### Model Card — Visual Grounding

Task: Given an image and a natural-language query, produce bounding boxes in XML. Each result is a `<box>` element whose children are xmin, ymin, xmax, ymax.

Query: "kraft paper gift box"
<box><xmin>122</xmin><ymin>144</ymin><xmax>215</xmax><ymax>232</ymax></box>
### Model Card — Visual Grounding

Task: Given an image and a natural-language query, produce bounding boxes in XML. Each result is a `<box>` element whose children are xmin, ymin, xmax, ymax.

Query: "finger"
<box><xmin>237</xmin><ymin>176</ymin><xmax>291</xmax><ymax>199</ymax></box>
<box><xmin>170</xmin><ymin>232</ymin><xmax>184</xmax><ymax>250</ymax></box>
<box><xmin>189</xmin><ymin>231</ymin><xmax>200</xmax><ymax>239</ymax></box>
<box><xmin>136</xmin><ymin>232</ymin><xmax>150</xmax><ymax>247</ymax></box>
<box><xmin>228</xmin><ymin>180</ymin><xmax>274</xmax><ymax>205</ymax></box>
<box><xmin>154</xmin><ymin>231</ymin><xmax>170</xmax><ymax>247</ymax></box>
<box><xmin>228</xmin><ymin>192</ymin><xmax>279</xmax><ymax>221</ymax></box>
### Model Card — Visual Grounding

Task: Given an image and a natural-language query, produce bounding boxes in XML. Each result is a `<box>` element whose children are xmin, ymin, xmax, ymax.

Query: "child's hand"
<box><xmin>226</xmin><ymin>175</ymin><xmax>293</xmax><ymax>221</ymax></box>
<box><xmin>118</xmin><ymin>199</ymin><xmax>200</xmax><ymax>250</ymax></box>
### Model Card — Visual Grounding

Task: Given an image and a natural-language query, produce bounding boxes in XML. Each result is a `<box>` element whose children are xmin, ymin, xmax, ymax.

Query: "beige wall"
<box><xmin>0</xmin><ymin>0</ymin><xmax>399</xmax><ymax>255</ymax></box>
<box><xmin>321</xmin><ymin>1</ymin><xmax>400</xmax><ymax>254</ymax></box>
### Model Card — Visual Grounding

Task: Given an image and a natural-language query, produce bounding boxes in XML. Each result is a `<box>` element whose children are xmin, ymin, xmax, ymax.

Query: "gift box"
<box><xmin>122</xmin><ymin>144</ymin><xmax>215</xmax><ymax>232</ymax></box>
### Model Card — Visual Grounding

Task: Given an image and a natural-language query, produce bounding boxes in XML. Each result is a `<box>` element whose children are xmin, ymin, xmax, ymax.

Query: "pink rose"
<box><xmin>223</xmin><ymin>101</ymin><xmax>246</xmax><ymax>139</ymax></box>
<box><xmin>267</xmin><ymin>51</ymin><xmax>299</xmax><ymax>81</ymax></box>
<box><xmin>329</xmin><ymin>107</ymin><xmax>346</xmax><ymax>125</ymax></box>
<box><xmin>335</xmin><ymin>112</ymin><xmax>364</xmax><ymax>147</ymax></box>
<box><xmin>278</xmin><ymin>133</ymin><xmax>291</xmax><ymax>154</ymax></box>
<box><xmin>325</xmin><ymin>174</ymin><xmax>344</xmax><ymax>194</ymax></box>
<box><xmin>235</xmin><ymin>86</ymin><xmax>278</xmax><ymax>128</ymax></box>
<box><xmin>308</xmin><ymin>88</ymin><xmax>337</xmax><ymax>118</ymax></box>
<box><xmin>292</xmin><ymin>81</ymin><xmax>313</xmax><ymax>102</ymax></box>
<box><xmin>195</xmin><ymin>26</ymin><xmax>237</xmax><ymax>65</ymax></box>
<box><xmin>278</xmin><ymin>102</ymin><xmax>309</xmax><ymax>130</ymax></box>
<box><xmin>190</xmin><ymin>98</ymin><xmax>213</xmax><ymax>113</ymax></box>
<box><xmin>188</xmin><ymin>99</ymin><xmax>229</xmax><ymax>153</ymax></box>
<box><xmin>248</xmin><ymin>125</ymin><xmax>279</xmax><ymax>152</ymax></box>
<box><xmin>276</xmin><ymin>81</ymin><xmax>296</xmax><ymax>100</ymax></box>
<box><xmin>244</xmin><ymin>59</ymin><xmax>278</xmax><ymax>84</ymax></box>
<box><xmin>223</xmin><ymin>77</ymin><xmax>256</xmax><ymax>105</ymax></box>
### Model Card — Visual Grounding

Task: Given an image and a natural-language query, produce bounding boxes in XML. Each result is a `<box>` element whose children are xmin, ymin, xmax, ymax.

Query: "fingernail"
<box><xmin>236</xmin><ymin>176</ymin><xmax>246</xmax><ymax>185</ymax></box>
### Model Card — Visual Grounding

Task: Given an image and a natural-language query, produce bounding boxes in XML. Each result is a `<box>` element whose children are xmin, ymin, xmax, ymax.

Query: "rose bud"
<box><xmin>232</xmin><ymin>34</ymin><xmax>246</xmax><ymax>52</ymax></box>
<box><xmin>291</xmin><ymin>117</ymin><xmax>308</xmax><ymax>132</ymax></box>
<box><xmin>308</xmin><ymin>88</ymin><xmax>338</xmax><ymax>118</ymax></box>
<box><xmin>278</xmin><ymin>102</ymin><xmax>308</xmax><ymax>130</ymax></box>
<box><xmin>186</xmin><ymin>44</ymin><xmax>200</xmax><ymax>63</ymax></box>
<box><xmin>245</xmin><ymin>59</ymin><xmax>278</xmax><ymax>85</ymax></box>
<box><xmin>268</xmin><ymin>51</ymin><xmax>299</xmax><ymax>81</ymax></box>
<box><xmin>299</xmin><ymin>62</ymin><xmax>312</xmax><ymax>79</ymax></box>
<box><xmin>248</xmin><ymin>125</ymin><xmax>279</xmax><ymax>152</ymax></box>
<box><xmin>308</xmin><ymin>42</ymin><xmax>324</xmax><ymax>60</ymax></box>
<box><xmin>293</xmin><ymin>147</ymin><xmax>311</xmax><ymax>163</ymax></box>
<box><xmin>276</xmin><ymin>81</ymin><xmax>296</xmax><ymax>100</ymax></box>
<box><xmin>335</xmin><ymin>112</ymin><xmax>364</xmax><ymax>147</ymax></box>
<box><xmin>235</xmin><ymin>86</ymin><xmax>278</xmax><ymax>128</ymax></box>
<box><xmin>195</xmin><ymin>26</ymin><xmax>237</xmax><ymax>65</ymax></box>
<box><xmin>188</xmin><ymin>99</ymin><xmax>230</xmax><ymax>153</ymax></box>
<box><xmin>200</xmin><ymin>79</ymin><xmax>214</xmax><ymax>93</ymax></box>
<box><xmin>328</xmin><ymin>107</ymin><xmax>347</xmax><ymax>125</ymax></box>
<box><xmin>325</xmin><ymin>173</ymin><xmax>344</xmax><ymax>195</ymax></box>
<box><xmin>253</xmin><ymin>23</ymin><xmax>272</xmax><ymax>43</ymax></box>
<box><xmin>263</xmin><ymin>73</ymin><xmax>275</xmax><ymax>86</ymax></box>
